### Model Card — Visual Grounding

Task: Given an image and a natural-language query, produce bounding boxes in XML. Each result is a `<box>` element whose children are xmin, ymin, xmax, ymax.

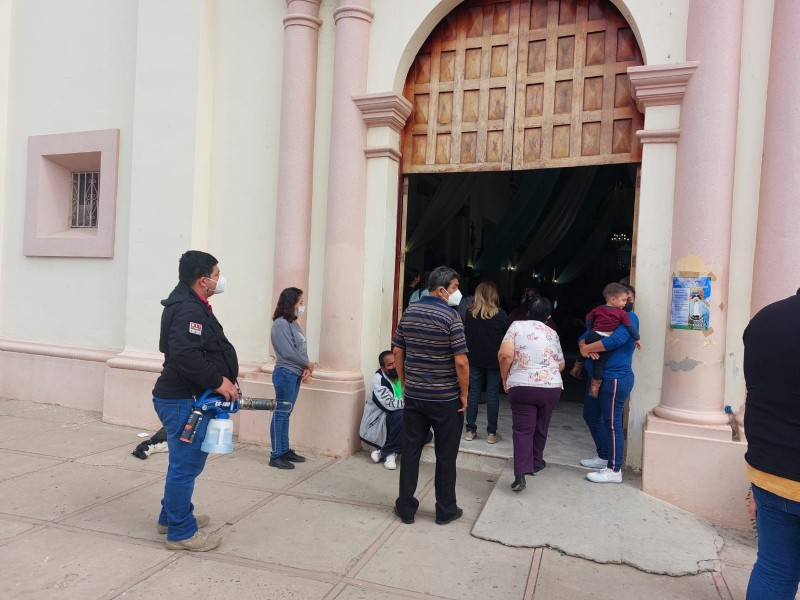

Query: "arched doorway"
<box><xmin>396</xmin><ymin>0</ymin><xmax>644</xmax><ymax>462</ymax></box>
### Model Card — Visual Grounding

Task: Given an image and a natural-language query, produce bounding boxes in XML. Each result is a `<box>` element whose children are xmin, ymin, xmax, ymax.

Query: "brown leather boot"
<box><xmin>588</xmin><ymin>378</ymin><xmax>602</xmax><ymax>398</ymax></box>
<box><xmin>569</xmin><ymin>361</ymin><xmax>584</xmax><ymax>379</ymax></box>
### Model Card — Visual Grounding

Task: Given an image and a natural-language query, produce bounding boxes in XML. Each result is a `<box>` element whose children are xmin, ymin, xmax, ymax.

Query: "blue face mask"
<box><xmin>624</xmin><ymin>301</ymin><xmax>634</xmax><ymax>312</ymax></box>
<box><xmin>295</xmin><ymin>305</ymin><xmax>306</xmax><ymax>317</ymax></box>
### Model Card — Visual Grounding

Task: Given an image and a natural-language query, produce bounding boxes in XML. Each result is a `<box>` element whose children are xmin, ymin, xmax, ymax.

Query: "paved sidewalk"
<box><xmin>0</xmin><ymin>398</ymin><xmax>763</xmax><ymax>599</ymax></box>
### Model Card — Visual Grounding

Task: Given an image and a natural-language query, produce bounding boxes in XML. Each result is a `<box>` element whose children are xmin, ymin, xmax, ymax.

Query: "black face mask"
<box><xmin>386</xmin><ymin>368</ymin><xmax>399</xmax><ymax>380</ymax></box>
<box><xmin>624</xmin><ymin>301</ymin><xmax>634</xmax><ymax>312</ymax></box>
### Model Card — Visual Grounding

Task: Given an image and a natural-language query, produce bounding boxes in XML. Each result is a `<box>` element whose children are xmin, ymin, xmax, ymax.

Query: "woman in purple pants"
<box><xmin>498</xmin><ymin>295</ymin><xmax>565</xmax><ymax>492</ymax></box>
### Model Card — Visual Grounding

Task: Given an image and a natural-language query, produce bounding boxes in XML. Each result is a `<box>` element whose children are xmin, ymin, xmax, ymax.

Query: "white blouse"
<box><xmin>503</xmin><ymin>320</ymin><xmax>564</xmax><ymax>389</ymax></box>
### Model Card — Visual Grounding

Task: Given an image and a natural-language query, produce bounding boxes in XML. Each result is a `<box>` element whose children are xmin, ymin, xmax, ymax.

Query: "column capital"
<box><xmin>353</xmin><ymin>92</ymin><xmax>412</xmax><ymax>132</ymax></box>
<box><xmin>284</xmin><ymin>0</ymin><xmax>322</xmax><ymax>30</ymax></box>
<box><xmin>628</xmin><ymin>62</ymin><xmax>699</xmax><ymax>112</ymax></box>
<box><xmin>333</xmin><ymin>2</ymin><xmax>374</xmax><ymax>24</ymax></box>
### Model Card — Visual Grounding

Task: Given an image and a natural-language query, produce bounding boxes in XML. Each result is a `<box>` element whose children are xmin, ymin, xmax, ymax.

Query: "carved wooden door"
<box><xmin>402</xmin><ymin>0</ymin><xmax>643</xmax><ymax>173</ymax></box>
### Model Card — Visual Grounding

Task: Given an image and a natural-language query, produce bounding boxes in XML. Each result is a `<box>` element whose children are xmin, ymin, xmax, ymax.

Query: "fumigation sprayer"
<box><xmin>180</xmin><ymin>388</ymin><xmax>292</xmax><ymax>454</ymax></box>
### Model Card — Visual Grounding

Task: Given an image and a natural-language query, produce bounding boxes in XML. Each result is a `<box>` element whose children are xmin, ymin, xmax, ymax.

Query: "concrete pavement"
<box><xmin>0</xmin><ymin>398</ymin><xmax>762</xmax><ymax>599</ymax></box>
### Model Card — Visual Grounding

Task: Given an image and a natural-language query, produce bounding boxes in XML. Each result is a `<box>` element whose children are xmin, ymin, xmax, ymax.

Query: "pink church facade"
<box><xmin>0</xmin><ymin>0</ymin><xmax>796</xmax><ymax>529</ymax></box>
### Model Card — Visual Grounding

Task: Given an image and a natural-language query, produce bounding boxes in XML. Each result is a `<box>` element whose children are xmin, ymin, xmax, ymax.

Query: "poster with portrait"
<box><xmin>670</xmin><ymin>276</ymin><xmax>711</xmax><ymax>330</ymax></box>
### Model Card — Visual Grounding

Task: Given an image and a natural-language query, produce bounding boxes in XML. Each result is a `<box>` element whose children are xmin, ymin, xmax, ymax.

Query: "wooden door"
<box><xmin>402</xmin><ymin>0</ymin><xmax>643</xmax><ymax>173</ymax></box>
<box><xmin>394</xmin><ymin>176</ymin><xmax>410</xmax><ymax>328</ymax></box>
<box><xmin>629</xmin><ymin>164</ymin><xmax>641</xmax><ymax>286</ymax></box>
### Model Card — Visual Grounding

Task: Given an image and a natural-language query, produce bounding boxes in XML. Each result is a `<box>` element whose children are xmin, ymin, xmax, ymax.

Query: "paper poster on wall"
<box><xmin>670</xmin><ymin>276</ymin><xmax>711</xmax><ymax>330</ymax></box>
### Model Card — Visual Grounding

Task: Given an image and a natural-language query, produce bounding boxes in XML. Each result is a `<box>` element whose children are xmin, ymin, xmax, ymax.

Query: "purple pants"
<box><xmin>508</xmin><ymin>386</ymin><xmax>561</xmax><ymax>476</ymax></box>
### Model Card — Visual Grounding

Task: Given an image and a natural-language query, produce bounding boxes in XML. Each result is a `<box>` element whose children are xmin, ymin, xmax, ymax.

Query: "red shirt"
<box><xmin>586</xmin><ymin>304</ymin><xmax>630</xmax><ymax>333</ymax></box>
<box><xmin>195</xmin><ymin>291</ymin><xmax>213</xmax><ymax>313</ymax></box>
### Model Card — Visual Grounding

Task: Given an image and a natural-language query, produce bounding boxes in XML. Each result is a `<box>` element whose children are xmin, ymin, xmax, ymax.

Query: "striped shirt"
<box><xmin>392</xmin><ymin>295</ymin><xmax>468</xmax><ymax>402</ymax></box>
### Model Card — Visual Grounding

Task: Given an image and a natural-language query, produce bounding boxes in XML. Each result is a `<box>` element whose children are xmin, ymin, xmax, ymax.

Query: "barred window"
<box><xmin>71</xmin><ymin>171</ymin><xmax>99</xmax><ymax>228</ymax></box>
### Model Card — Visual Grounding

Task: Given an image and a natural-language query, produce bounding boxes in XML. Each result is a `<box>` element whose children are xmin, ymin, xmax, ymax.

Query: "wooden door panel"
<box><xmin>403</xmin><ymin>0</ymin><xmax>520</xmax><ymax>173</ymax></box>
<box><xmin>513</xmin><ymin>0</ymin><xmax>643</xmax><ymax>169</ymax></box>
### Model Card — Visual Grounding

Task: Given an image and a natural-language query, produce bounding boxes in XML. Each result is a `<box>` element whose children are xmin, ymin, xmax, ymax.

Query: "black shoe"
<box><xmin>269</xmin><ymin>456</ymin><xmax>295</xmax><ymax>470</ymax></box>
<box><xmin>511</xmin><ymin>475</ymin><xmax>526</xmax><ymax>491</ymax></box>
<box><xmin>533</xmin><ymin>460</ymin><xmax>547</xmax><ymax>474</ymax></box>
<box><xmin>435</xmin><ymin>507</ymin><xmax>464</xmax><ymax>525</ymax></box>
<box><xmin>283</xmin><ymin>449</ymin><xmax>306</xmax><ymax>463</ymax></box>
<box><xmin>393</xmin><ymin>506</ymin><xmax>414</xmax><ymax>525</ymax></box>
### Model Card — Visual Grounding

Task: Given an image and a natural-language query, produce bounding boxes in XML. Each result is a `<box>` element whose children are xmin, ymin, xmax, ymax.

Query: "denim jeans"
<box><xmin>270</xmin><ymin>367</ymin><xmax>300</xmax><ymax>459</ymax></box>
<box><xmin>747</xmin><ymin>484</ymin><xmax>800</xmax><ymax>599</ymax></box>
<box><xmin>465</xmin><ymin>366</ymin><xmax>501</xmax><ymax>434</ymax></box>
<box><xmin>153</xmin><ymin>396</ymin><xmax>210</xmax><ymax>542</ymax></box>
<box><xmin>582</xmin><ymin>372</ymin><xmax>634</xmax><ymax>471</ymax></box>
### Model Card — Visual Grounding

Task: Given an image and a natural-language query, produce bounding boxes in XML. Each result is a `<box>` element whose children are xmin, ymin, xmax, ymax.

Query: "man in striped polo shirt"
<box><xmin>392</xmin><ymin>266</ymin><xmax>469</xmax><ymax>525</ymax></box>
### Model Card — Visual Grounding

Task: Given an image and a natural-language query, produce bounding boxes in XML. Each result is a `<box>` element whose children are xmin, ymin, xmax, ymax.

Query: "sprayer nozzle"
<box><xmin>239</xmin><ymin>397</ymin><xmax>277</xmax><ymax>411</ymax></box>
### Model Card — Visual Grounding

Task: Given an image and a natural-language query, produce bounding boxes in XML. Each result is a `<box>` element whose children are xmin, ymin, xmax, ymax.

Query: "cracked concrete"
<box><xmin>472</xmin><ymin>462</ymin><xmax>723</xmax><ymax>576</ymax></box>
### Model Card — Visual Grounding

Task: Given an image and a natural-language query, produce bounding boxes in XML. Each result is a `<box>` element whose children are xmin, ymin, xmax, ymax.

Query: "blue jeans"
<box><xmin>582</xmin><ymin>372</ymin><xmax>634</xmax><ymax>471</ymax></box>
<box><xmin>270</xmin><ymin>367</ymin><xmax>300</xmax><ymax>459</ymax></box>
<box><xmin>747</xmin><ymin>484</ymin><xmax>800</xmax><ymax>599</ymax></box>
<box><xmin>466</xmin><ymin>367</ymin><xmax>501</xmax><ymax>434</ymax></box>
<box><xmin>153</xmin><ymin>396</ymin><xmax>210</xmax><ymax>542</ymax></box>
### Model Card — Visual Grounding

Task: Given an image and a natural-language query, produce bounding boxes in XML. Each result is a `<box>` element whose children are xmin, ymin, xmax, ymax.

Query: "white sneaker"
<box><xmin>384</xmin><ymin>453</ymin><xmax>397</xmax><ymax>470</ymax></box>
<box><xmin>586</xmin><ymin>468</ymin><xmax>622</xmax><ymax>484</ymax></box>
<box><xmin>370</xmin><ymin>449</ymin><xmax>381</xmax><ymax>464</ymax></box>
<box><xmin>580</xmin><ymin>456</ymin><xmax>607</xmax><ymax>469</ymax></box>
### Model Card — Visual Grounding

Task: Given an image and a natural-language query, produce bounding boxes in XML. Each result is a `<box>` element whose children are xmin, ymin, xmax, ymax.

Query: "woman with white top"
<box><xmin>498</xmin><ymin>295</ymin><xmax>565</xmax><ymax>492</ymax></box>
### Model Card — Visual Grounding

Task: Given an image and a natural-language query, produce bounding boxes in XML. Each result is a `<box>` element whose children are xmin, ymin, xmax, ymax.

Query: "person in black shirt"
<box><xmin>743</xmin><ymin>291</ymin><xmax>800</xmax><ymax>599</ymax></box>
<box><xmin>152</xmin><ymin>250</ymin><xmax>239</xmax><ymax>552</ymax></box>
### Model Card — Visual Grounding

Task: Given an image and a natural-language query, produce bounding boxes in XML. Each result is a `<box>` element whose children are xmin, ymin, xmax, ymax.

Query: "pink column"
<box><xmin>272</xmin><ymin>0</ymin><xmax>322</xmax><ymax>316</ymax></box>
<box><xmin>317</xmin><ymin>1</ymin><xmax>373</xmax><ymax>372</ymax></box>
<box><xmin>654</xmin><ymin>0</ymin><xmax>744</xmax><ymax>426</ymax></box>
<box><xmin>750</xmin><ymin>0</ymin><xmax>800</xmax><ymax>314</ymax></box>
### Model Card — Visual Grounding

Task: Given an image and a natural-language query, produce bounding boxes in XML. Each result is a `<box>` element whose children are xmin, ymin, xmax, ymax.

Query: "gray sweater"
<box><xmin>271</xmin><ymin>317</ymin><xmax>309</xmax><ymax>376</ymax></box>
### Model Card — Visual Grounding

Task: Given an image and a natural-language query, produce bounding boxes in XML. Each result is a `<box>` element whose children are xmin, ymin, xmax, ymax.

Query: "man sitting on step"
<box><xmin>360</xmin><ymin>351</ymin><xmax>405</xmax><ymax>470</ymax></box>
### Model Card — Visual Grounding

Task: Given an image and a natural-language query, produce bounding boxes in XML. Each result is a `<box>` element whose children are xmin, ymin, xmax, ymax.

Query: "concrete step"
<box><xmin>420</xmin><ymin>442</ymin><xmax>509</xmax><ymax>475</ymax></box>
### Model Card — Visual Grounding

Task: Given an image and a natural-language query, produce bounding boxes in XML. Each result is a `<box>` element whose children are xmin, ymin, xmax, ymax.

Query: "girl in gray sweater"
<box><xmin>269</xmin><ymin>287</ymin><xmax>314</xmax><ymax>469</ymax></box>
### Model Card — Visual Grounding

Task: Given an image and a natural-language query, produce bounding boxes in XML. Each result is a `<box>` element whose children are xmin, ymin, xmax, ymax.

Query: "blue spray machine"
<box><xmin>180</xmin><ymin>389</ymin><xmax>292</xmax><ymax>454</ymax></box>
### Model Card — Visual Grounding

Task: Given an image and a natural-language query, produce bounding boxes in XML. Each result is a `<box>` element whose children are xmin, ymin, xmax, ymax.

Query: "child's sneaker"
<box><xmin>588</xmin><ymin>378</ymin><xmax>602</xmax><ymax>398</ymax></box>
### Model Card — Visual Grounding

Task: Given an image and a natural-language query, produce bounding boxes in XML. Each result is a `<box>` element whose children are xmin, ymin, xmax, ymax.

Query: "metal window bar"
<box><xmin>71</xmin><ymin>172</ymin><xmax>99</xmax><ymax>228</ymax></box>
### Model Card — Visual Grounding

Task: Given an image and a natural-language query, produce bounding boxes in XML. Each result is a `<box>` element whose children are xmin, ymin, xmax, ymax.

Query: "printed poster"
<box><xmin>670</xmin><ymin>276</ymin><xmax>711</xmax><ymax>330</ymax></box>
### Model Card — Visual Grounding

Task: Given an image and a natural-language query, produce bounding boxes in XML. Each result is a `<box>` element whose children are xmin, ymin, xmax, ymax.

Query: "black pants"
<box><xmin>583</xmin><ymin>331</ymin><xmax>609</xmax><ymax>379</ymax></box>
<box><xmin>381</xmin><ymin>410</ymin><xmax>404</xmax><ymax>457</ymax></box>
<box><xmin>395</xmin><ymin>397</ymin><xmax>463</xmax><ymax>522</ymax></box>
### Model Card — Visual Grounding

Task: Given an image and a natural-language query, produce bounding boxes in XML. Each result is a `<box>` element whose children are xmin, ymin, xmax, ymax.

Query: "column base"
<box><xmin>103</xmin><ymin>351</ymin><xmax>163</xmax><ymax>430</ymax></box>
<box><xmin>104</xmin><ymin>353</ymin><xmax>265</xmax><ymax>431</ymax></box>
<box><xmin>0</xmin><ymin>338</ymin><xmax>114</xmax><ymax>412</ymax></box>
<box><xmin>642</xmin><ymin>412</ymin><xmax>749</xmax><ymax>529</ymax></box>
<box><xmin>652</xmin><ymin>403</ymin><xmax>730</xmax><ymax>426</ymax></box>
<box><xmin>238</xmin><ymin>368</ymin><xmax>366</xmax><ymax>457</ymax></box>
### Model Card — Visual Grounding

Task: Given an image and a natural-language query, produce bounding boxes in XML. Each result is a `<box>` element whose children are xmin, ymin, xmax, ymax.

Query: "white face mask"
<box><xmin>295</xmin><ymin>305</ymin><xmax>306</xmax><ymax>317</ymax></box>
<box><xmin>446</xmin><ymin>288</ymin><xmax>462</xmax><ymax>307</ymax></box>
<box><xmin>205</xmin><ymin>274</ymin><xmax>226</xmax><ymax>295</ymax></box>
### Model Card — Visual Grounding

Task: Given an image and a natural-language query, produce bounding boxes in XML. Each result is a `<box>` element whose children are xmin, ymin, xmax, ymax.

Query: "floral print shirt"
<box><xmin>503</xmin><ymin>320</ymin><xmax>564</xmax><ymax>389</ymax></box>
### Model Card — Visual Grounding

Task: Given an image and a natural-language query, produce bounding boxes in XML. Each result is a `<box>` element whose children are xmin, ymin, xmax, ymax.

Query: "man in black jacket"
<box><xmin>152</xmin><ymin>250</ymin><xmax>239</xmax><ymax>552</ymax></box>
<box><xmin>744</xmin><ymin>291</ymin><xmax>800</xmax><ymax>598</ymax></box>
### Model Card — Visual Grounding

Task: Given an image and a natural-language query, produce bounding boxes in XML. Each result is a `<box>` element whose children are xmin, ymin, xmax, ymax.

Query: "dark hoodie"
<box><xmin>152</xmin><ymin>282</ymin><xmax>239</xmax><ymax>399</ymax></box>
<box><xmin>744</xmin><ymin>293</ymin><xmax>800</xmax><ymax>482</ymax></box>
